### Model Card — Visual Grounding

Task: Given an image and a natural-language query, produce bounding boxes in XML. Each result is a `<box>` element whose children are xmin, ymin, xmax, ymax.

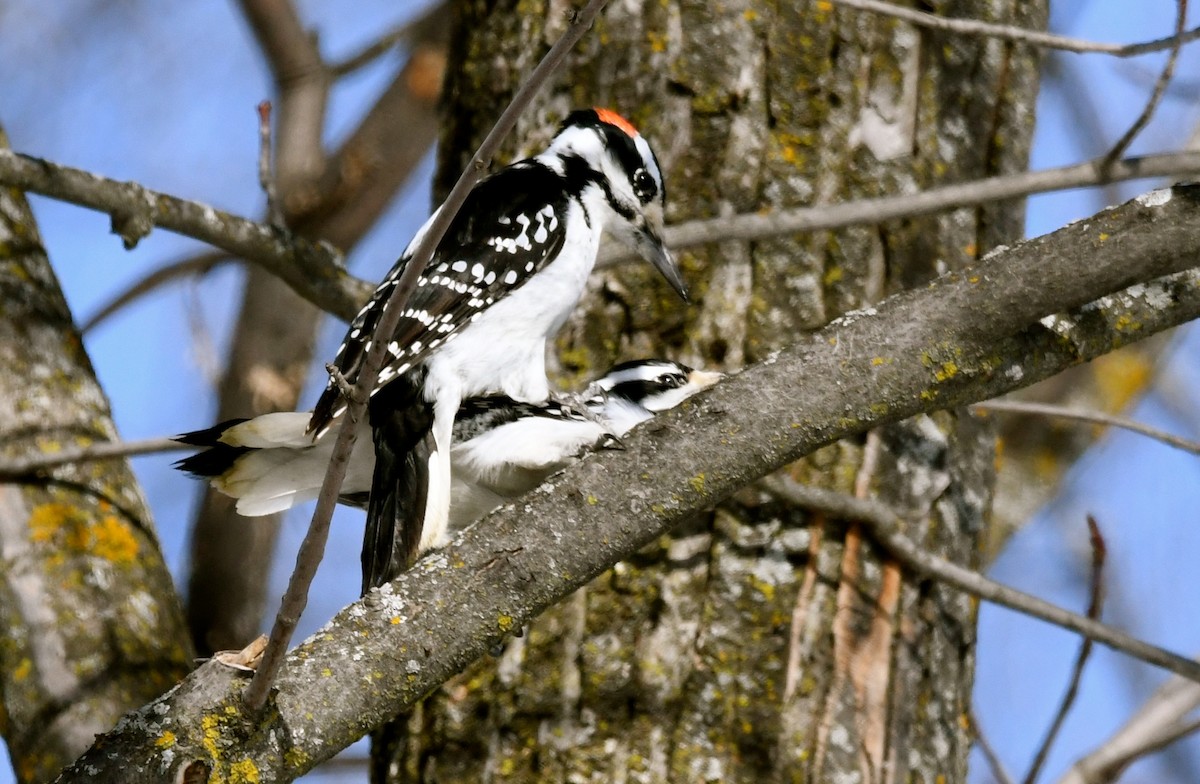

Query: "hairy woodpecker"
<box><xmin>176</xmin><ymin>360</ymin><xmax>719</xmax><ymax>577</ymax></box>
<box><xmin>184</xmin><ymin>109</ymin><xmax>686</xmax><ymax>591</ymax></box>
<box><xmin>446</xmin><ymin>359</ymin><xmax>721</xmax><ymax>533</ymax></box>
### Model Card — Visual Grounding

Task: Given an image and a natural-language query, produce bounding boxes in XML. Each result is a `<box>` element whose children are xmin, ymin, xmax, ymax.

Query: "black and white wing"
<box><xmin>308</xmin><ymin>161</ymin><xmax>571</xmax><ymax>435</ymax></box>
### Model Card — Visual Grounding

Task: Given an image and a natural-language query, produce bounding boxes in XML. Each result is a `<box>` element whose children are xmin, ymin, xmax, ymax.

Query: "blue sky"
<box><xmin>1</xmin><ymin>1</ymin><xmax>1199</xmax><ymax>782</ymax></box>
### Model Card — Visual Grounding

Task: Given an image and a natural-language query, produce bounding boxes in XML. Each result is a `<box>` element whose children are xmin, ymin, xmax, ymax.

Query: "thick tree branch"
<box><xmin>55</xmin><ymin>184</ymin><xmax>1200</xmax><ymax>782</ymax></box>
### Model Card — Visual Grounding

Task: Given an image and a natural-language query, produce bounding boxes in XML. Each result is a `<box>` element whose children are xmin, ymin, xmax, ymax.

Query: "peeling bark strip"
<box><xmin>0</xmin><ymin>129</ymin><xmax>193</xmax><ymax>783</ymax></box>
<box><xmin>55</xmin><ymin>184</ymin><xmax>1200</xmax><ymax>783</ymax></box>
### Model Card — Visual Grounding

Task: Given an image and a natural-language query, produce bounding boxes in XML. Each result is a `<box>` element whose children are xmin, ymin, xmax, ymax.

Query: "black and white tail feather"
<box><xmin>180</xmin><ymin>109</ymin><xmax>686</xmax><ymax>593</ymax></box>
<box><xmin>176</xmin><ymin>360</ymin><xmax>719</xmax><ymax>585</ymax></box>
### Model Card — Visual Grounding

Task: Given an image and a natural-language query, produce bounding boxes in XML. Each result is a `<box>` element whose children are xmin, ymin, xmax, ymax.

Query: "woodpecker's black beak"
<box><xmin>641</xmin><ymin>234</ymin><xmax>689</xmax><ymax>302</ymax></box>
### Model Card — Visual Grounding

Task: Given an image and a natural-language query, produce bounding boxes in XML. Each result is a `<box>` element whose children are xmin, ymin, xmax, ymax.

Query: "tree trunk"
<box><xmin>0</xmin><ymin>126</ymin><xmax>193</xmax><ymax>782</ymax></box>
<box><xmin>374</xmin><ymin>1</ymin><xmax>1045</xmax><ymax>781</ymax></box>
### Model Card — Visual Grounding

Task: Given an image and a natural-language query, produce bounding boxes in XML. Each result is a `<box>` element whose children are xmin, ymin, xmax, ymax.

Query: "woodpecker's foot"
<box><xmin>550</xmin><ymin>390</ymin><xmax>609</xmax><ymax>427</ymax></box>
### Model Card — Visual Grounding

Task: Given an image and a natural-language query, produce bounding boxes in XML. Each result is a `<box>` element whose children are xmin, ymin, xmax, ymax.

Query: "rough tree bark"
<box><xmin>0</xmin><ymin>126</ymin><xmax>193</xmax><ymax>783</ymax></box>
<box><xmin>375</xmin><ymin>0</ymin><xmax>1045</xmax><ymax>781</ymax></box>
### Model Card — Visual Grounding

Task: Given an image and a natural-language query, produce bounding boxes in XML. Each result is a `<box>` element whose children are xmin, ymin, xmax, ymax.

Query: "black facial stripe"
<box><xmin>608</xmin><ymin>377</ymin><xmax>685</xmax><ymax>403</ymax></box>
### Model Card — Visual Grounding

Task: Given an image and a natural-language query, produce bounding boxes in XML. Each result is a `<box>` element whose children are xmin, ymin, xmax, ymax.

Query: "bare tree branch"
<box><xmin>972</xmin><ymin>712</ymin><xmax>1020</xmax><ymax>784</ymax></box>
<box><xmin>973</xmin><ymin>399</ymin><xmax>1200</xmax><ymax>455</ymax></box>
<box><xmin>830</xmin><ymin>0</ymin><xmax>1200</xmax><ymax>57</ymax></box>
<box><xmin>1023</xmin><ymin>516</ymin><xmax>1107</xmax><ymax>784</ymax></box>
<box><xmin>53</xmin><ymin>184</ymin><xmax>1200</xmax><ymax>782</ymax></box>
<box><xmin>80</xmin><ymin>250</ymin><xmax>231</xmax><ymax>333</ymax></box>
<box><xmin>0</xmin><ymin>148</ymin><xmax>369</xmax><ymax>321</ymax></box>
<box><xmin>601</xmin><ymin>151</ymin><xmax>1200</xmax><ymax>266</ymax></box>
<box><xmin>1103</xmin><ymin>0</ymin><xmax>1189</xmax><ymax>167</ymax></box>
<box><xmin>1058</xmin><ymin>672</ymin><xmax>1200</xmax><ymax>784</ymax></box>
<box><xmin>328</xmin><ymin>2</ymin><xmax>448</xmax><ymax>78</ymax></box>
<box><xmin>0</xmin><ymin>438</ymin><xmax>186</xmax><ymax>479</ymax></box>
<box><xmin>6</xmin><ymin>143</ymin><xmax>1200</xmax><ymax>323</ymax></box>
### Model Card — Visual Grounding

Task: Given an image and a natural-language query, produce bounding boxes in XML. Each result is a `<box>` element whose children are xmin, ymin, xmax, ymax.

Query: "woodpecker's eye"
<box><xmin>663</xmin><ymin>374</ymin><xmax>684</xmax><ymax>388</ymax></box>
<box><xmin>633</xmin><ymin>168</ymin><xmax>657</xmax><ymax>203</ymax></box>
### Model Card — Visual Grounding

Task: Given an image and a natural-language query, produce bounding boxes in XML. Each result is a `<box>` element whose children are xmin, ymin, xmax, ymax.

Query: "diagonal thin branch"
<box><xmin>242</xmin><ymin>0</ymin><xmax>614</xmax><ymax>710</ymax></box>
<box><xmin>328</xmin><ymin>2</ymin><xmax>448</xmax><ymax>77</ymax></box>
<box><xmin>1103</xmin><ymin>0</ymin><xmax>1189</xmax><ymax>168</ymax></box>
<box><xmin>829</xmin><ymin>0</ymin><xmax>1200</xmax><ymax>58</ymax></box>
<box><xmin>973</xmin><ymin>399</ymin><xmax>1200</xmax><ymax>456</ymax></box>
<box><xmin>80</xmin><ymin>250</ymin><xmax>232</xmax><ymax>333</ymax></box>
<box><xmin>1023</xmin><ymin>516</ymin><xmax>1108</xmax><ymax>784</ymax></box>
<box><xmin>1058</xmin><ymin>672</ymin><xmax>1200</xmax><ymax>784</ymax></box>
<box><xmin>972</xmin><ymin>712</ymin><xmax>1019</xmax><ymax>784</ymax></box>
<box><xmin>761</xmin><ymin>478</ymin><xmax>1194</xmax><ymax>683</ymax></box>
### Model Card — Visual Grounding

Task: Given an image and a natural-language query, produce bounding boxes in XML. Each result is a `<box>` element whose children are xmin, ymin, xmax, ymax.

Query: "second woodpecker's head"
<box><xmin>546</xmin><ymin>108</ymin><xmax>688</xmax><ymax>300</ymax></box>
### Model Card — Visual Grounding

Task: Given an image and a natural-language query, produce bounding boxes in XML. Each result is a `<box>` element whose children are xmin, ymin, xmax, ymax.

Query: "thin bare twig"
<box><xmin>829</xmin><ymin>0</ymin><xmax>1200</xmax><ymax>58</ymax></box>
<box><xmin>972</xmin><ymin>399</ymin><xmax>1200</xmax><ymax>456</ymax></box>
<box><xmin>257</xmin><ymin>101</ymin><xmax>284</xmax><ymax>227</ymax></box>
<box><xmin>329</xmin><ymin>2</ymin><xmax>448</xmax><ymax>77</ymax></box>
<box><xmin>80</xmin><ymin>250</ymin><xmax>231</xmax><ymax>333</ymax></box>
<box><xmin>242</xmin><ymin>0</ymin><xmax>614</xmax><ymax>710</ymax></box>
<box><xmin>1104</xmin><ymin>0</ymin><xmax>1189</xmax><ymax>167</ymax></box>
<box><xmin>1024</xmin><ymin>516</ymin><xmax>1108</xmax><ymax>784</ymax></box>
<box><xmin>331</xmin><ymin>25</ymin><xmax>410</xmax><ymax>77</ymax></box>
<box><xmin>0</xmin><ymin>437</ymin><xmax>187</xmax><ymax>479</ymax></box>
<box><xmin>1058</xmin><ymin>673</ymin><xmax>1200</xmax><ymax>784</ymax></box>
<box><xmin>971</xmin><ymin>711</ymin><xmax>1019</xmax><ymax>784</ymax></box>
<box><xmin>759</xmin><ymin>476</ymin><xmax>1200</xmax><ymax>683</ymax></box>
<box><xmin>600</xmin><ymin>151</ymin><xmax>1200</xmax><ymax>266</ymax></box>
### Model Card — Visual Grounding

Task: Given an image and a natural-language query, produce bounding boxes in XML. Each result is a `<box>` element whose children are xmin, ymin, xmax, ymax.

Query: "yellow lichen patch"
<box><xmin>586</xmin><ymin>494</ymin><xmax>598</xmax><ymax>506</ymax></box>
<box><xmin>688</xmin><ymin>473</ymin><xmax>705</xmax><ymax>494</ymax></box>
<box><xmin>201</xmin><ymin>713</ymin><xmax>222</xmax><ymax>760</ymax></box>
<box><xmin>28</xmin><ymin>502</ymin><xmax>83</xmax><ymax>543</ymax></box>
<box><xmin>27</xmin><ymin>503</ymin><xmax>139</xmax><ymax>563</ymax></box>
<box><xmin>155</xmin><ymin>730</ymin><xmax>176</xmax><ymax>749</ymax></box>
<box><xmin>749</xmin><ymin>575</ymin><xmax>775</xmax><ymax>601</ymax></box>
<box><xmin>646</xmin><ymin>30</ymin><xmax>667</xmax><ymax>53</ymax></box>
<box><xmin>229</xmin><ymin>759</ymin><xmax>260</xmax><ymax>783</ymax></box>
<box><xmin>1098</xmin><ymin>232</ymin><xmax>1109</xmax><ymax>242</ymax></box>
<box><xmin>497</xmin><ymin>614</ymin><xmax>515</xmax><ymax>632</ymax></box>
<box><xmin>822</xmin><ymin>266</ymin><xmax>843</xmax><ymax>285</ymax></box>
<box><xmin>871</xmin><ymin>356</ymin><xmax>890</xmax><ymax>366</ymax></box>
<box><xmin>284</xmin><ymin>747</ymin><xmax>309</xmax><ymax>770</ymax></box>
<box><xmin>934</xmin><ymin>360</ymin><xmax>959</xmax><ymax>382</ymax></box>
<box><xmin>390</xmin><ymin>616</ymin><xmax>402</xmax><ymax>625</ymax></box>
<box><xmin>12</xmin><ymin>658</ymin><xmax>31</xmax><ymax>682</ymax></box>
<box><xmin>91</xmin><ymin>516</ymin><xmax>139</xmax><ymax>563</ymax></box>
